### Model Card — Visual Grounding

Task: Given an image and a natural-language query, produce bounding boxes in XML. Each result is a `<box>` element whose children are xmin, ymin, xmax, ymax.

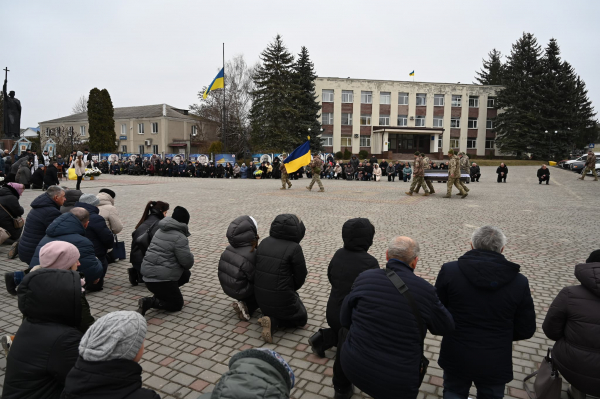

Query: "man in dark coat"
<box><xmin>30</xmin><ymin>165</ymin><xmax>45</xmax><ymax>189</ymax></box>
<box><xmin>255</xmin><ymin>214</ymin><xmax>307</xmax><ymax>343</ymax></box>
<box><xmin>60</xmin><ymin>189</ymin><xmax>83</xmax><ymax>213</ymax></box>
<box><xmin>350</xmin><ymin>156</ymin><xmax>359</xmax><ymax>179</ymax></box>
<box><xmin>380</xmin><ymin>159</ymin><xmax>388</xmax><ymax>176</ymax></box>
<box><xmin>470</xmin><ymin>162</ymin><xmax>481</xmax><ymax>182</ymax></box>
<box><xmin>537</xmin><ymin>164</ymin><xmax>550</xmax><ymax>185</ymax></box>
<box><xmin>44</xmin><ymin>161</ymin><xmax>60</xmax><ymax>189</ymax></box>
<box><xmin>369</xmin><ymin>155</ymin><xmax>377</xmax><ymax>165</ymax></box>
<box><xmin>338</xmin><ymin>236</ymin><xmax>454</xmax><ymax>399</ymax></box>
<box><xmin>308</xmin><ymin>218</ymin><xmax>379</xmax><ymax>358</ymax></box>
<box><xmin>0</xmin><ymin>184</ymin><xmax>25</xmax><ymax>242</ymax></box>
<box><xmin>435</xmin><ymin>226</ymin><xmax>536</xmax><ymax>399</ymax></box>
<box><xmin>543</xmin><ymin>250</ymin><xmax>600</xmax><ymax>398</ymax></box>
<box><xmin>2</xmin><ymin>269</ymin><xmax>83</xmax><ymax>399</ymax></box>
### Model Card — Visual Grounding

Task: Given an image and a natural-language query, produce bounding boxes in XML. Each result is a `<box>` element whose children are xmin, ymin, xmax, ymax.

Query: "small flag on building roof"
<box><xmin>409</xmin><ymin>71</ymin><xmax>415</xmax><ymax>76</ymax></box>
<box><xmin>202</xmin><ymin>68</ymin><xmax>225</xmax><ymax>99</ymax></box>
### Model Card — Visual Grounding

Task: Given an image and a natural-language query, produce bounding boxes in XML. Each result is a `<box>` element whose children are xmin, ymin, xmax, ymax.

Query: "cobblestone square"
<box><xmin>1</xmin><ymin>165</ymin><xmax>598</xmax><ymax>399</ymax></box>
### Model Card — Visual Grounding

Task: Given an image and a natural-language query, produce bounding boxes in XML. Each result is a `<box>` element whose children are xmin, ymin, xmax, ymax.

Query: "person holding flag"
<box><xmin>281</xmin><ymin>139</ymin><xmax>313</xmax><ymax>190</ymax></box>
<box><xmin>306</xmin><ymin>154</ymin><xmax>325</xmax><ymax>192</ymax></box>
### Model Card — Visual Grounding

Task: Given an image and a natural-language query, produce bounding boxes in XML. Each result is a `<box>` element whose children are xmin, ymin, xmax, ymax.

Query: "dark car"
<box><xmin>570</xmin><ymin>160</ymin><xmax>586</xmax><ymax>174</ymax></box>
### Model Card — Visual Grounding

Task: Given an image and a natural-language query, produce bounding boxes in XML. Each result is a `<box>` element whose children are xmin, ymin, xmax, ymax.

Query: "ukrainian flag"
<box><xmin>284</xmin><ymin>139</ymin><xmax>311</xmax><ymax>174</ymax></box>
<box><xmin>409</xmin><ymin>71</ymin><xmax>415</xmax><ymax>76</ymax></box>
<box><xmin>203</xmin><ymin>68</ymin><xmax>225</xmax><ymax>99</ymax></box>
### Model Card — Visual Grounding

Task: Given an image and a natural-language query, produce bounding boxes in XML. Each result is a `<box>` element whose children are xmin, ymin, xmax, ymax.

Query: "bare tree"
<box><xmin>45</xmin><ymin>126</ymin><xmax>85</xmax><ymax>157</ymax></box>
<box><xmin>72</xmin><ymin>95</ymin><xmax>88</xmax><ymax>114</ymax></box>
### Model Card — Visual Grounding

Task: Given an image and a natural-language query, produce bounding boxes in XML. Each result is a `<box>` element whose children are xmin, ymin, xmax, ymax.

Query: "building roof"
<box><xmin>39</xmin><ymin>104</ymin><xmax>207</xmax><ymax>124</ymax></box>
<box><xmin>317</xmin><ymin>76</ymin><xmax>503</xmax><ymax>88</ymax></box>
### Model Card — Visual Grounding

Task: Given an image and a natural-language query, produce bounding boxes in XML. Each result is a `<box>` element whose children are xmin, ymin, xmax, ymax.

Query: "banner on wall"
<box><xmin>189</xmin><ymin>154</ymin><xmax>210</xmax><ymax>163</ymax></box>
<box><xmin>214</xmin><ymin>154</ymin><xmax>235</xmax><ymax>164</ymax></box>
<box><xmin>100</xmin><ymin>153</ymin><xmax>111</xmax><ymax>161</ymax></box>
<box><xmin>142</xmin><ymin>153</ymin><xmax>154</xmax><ymax>161</ymax></box>
<box><xmin>252</xmin><ymin>153</ymin><xmax>273</xmax><ymax>164</ymax></box>
<box><xmin>164</xmin><ymin>153</ymin><xmax>178</xmax><ymax>159</ymax></box>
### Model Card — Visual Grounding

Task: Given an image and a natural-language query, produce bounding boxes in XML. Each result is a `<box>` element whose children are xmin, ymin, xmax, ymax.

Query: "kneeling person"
<box><xmin>537</xmin><ymin>164</ymin><xmax>550</xmax><ymax>185</ymax></box>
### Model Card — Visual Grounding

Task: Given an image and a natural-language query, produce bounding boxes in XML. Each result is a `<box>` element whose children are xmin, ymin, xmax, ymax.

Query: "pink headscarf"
<box><xmin>7</xmin><ymin>182</ymin><xmax>25</xmax><ymax>197</ymax></box>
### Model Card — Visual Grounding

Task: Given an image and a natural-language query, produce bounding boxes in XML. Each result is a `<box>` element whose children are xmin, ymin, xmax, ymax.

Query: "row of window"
<box><xmin>324</xmin><ymin>90</ymin><xmax>496</xmax><ymax>108</ymax></box>
<box><xmin>324</xmin><ymin>112</ymin><xmax>495</xmax><ymax>129</ymax></box>
<box><xmin>120</xmin><ymin>145</ymin><xmax>161</xmax><ymax>154</ymax></box>
<box><xmin>321</xmin><ymin>136</ymin><xmax>371</xmax><ymax>147</ymax></box>
<box><xmin>447</xmin><ymin>139</ymin><xmax>495</xmax><ymax>150</ymax></box>
<box><xmin>45</xmin><ymin>126</ymin><xmax>86</xmax><ymax>137</ymax></box>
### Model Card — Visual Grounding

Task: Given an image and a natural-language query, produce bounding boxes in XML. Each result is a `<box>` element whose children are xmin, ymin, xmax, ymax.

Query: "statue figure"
<box><xmin>3</xmin><ymin>68</ymin><xmax>22</xmax><ymax>139</ymax></box>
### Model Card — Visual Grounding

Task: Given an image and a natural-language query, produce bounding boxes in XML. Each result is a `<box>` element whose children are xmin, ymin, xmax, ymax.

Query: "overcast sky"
<box><xmin>3</xmin><ymin>0</ymin><xmax>599</xmax><ymax>128</ymax></box>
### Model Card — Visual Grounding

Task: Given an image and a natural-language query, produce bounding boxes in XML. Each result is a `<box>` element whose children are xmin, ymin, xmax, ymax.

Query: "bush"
<box><xmin>344</xmin><ymin>149</ymin><xmax>352</xmax><ymax>159</ymax></box>
<box><xmin>335</xmin><ymin>151</ymin><xmax>343</xmax><ymax>160</ymax></box>
<box><xmin>208</xmin><ymin>141</ymin><xmax>223</xmax><ymax>154</ymax></box>
<box><xmin>358</xmin><ymin>150</ymin><xmax>369</xmax><ymax>159</ymax></box>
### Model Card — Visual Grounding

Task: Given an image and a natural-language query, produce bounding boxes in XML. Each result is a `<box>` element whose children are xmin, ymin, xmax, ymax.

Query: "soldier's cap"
<box><xmin>458</xmin><ymin>152</ymin><xmax>464</xmax><ymax>156</ymax></box>
<box><xmin>414</xmin><ymin>151</ymin><xmax>420</xmax><ymax>156</ymax></box>
<box><xmin>448</xmin><ymin>149</ymin><xmax>455</xmax><ymax>155</ymax></box>
<box><xmin>420</xmin><ymin>153</ymin><xmax>425</xmax><ymax>157</ymax></box>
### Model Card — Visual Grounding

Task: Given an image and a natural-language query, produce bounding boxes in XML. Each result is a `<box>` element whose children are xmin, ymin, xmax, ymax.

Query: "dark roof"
<box><xmin>39</xmin><ymin>104</ymin><xmax>207</xmax><ymax>124</ymax></box>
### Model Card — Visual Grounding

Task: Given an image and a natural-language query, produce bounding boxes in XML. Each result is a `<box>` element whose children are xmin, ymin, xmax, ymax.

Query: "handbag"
<box><xmin>523</xmin><ymin>348</ymin><xmax>562</xmax><ymax>399</ymax></box>
<box><xmin>0</xmin><ymin>203</ymin><xmax>25</xmax><ymax>229</ymax></box>
<box><xmin>384</xmin><ymin>268</ymin><xmax>429</xmax><ymax>386</ymax></box>
<box><xmin>0</xmin><ymin>227</ymin><xmax>10</xmax><ymax>245</ymax></box>
<box><xmin>113</xmin><ymin>235</ymin><xmax>127</xmax><ymax>260</ymax></box>
<box><xmin>135</xmin><ymin>220</ymin><xmax>158</xmax><ymax>252</ymax></box>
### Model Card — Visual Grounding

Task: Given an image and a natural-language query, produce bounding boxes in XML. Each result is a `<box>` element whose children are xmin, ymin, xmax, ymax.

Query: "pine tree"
<box><xmin>475</xmin><ymin>49</ymin><xmax>504</xmax><ymax>85</ymax></box>
<box><xmin>249</xmin><ymin>35</ymin><xmax>300</xmax><ymax>152</ymax></box>
<box><xmin>293</xmin><ymin>46</ymin><xmax>323</xmax><ymax>152</ymax></box>
<box><xmin>87</xmin><ymin>88</ymin><xmax>116</xmax><ymax>152</ymax></box>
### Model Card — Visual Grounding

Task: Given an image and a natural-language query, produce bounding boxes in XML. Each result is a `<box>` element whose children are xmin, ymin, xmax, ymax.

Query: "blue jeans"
<box><xmin>443</xmin><ymin>372</ymin><xmax>505</xmax><ymax>399</ymax></box>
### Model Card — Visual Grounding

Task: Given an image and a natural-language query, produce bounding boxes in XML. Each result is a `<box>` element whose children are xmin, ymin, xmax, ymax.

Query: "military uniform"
<box><xmin>414</xmin><ymin>155</ymin><xmax>435</xmax><ymax>194</ymax></box>
<box><xmin>579</xmin><ymin>153</ymin><xmax>598</xmax><ymax>181</ymax></box>
<box><xmin>307</xmin><ymin>157</ymin><xmax>325</xmax><ymax>191</ymax></box>
<box><xmin>280</xmin><ymin>160</ymin><xmax>292</xmax><ymax>189</ymax></box>
<box><xmin>445</xmin><ymin>154</ymin><xmax>467</xmax><ymax>198</ymax></box>
<box><xmin>457</xmin><ymin>153</ymin><xmax>470</xmax><ymax>193</ymax></box>
<box><xmin>406</xmin><ymin>156</ymin><xmax>429</xmax><ymax>196</ymax></box>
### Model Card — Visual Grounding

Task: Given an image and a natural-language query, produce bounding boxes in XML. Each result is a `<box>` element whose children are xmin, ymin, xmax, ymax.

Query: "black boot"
<box><xmin>128</xmin><ymin>268</ymin><xmax>138</xmax><ymax>286</ymax></box>
<box><xmin>4</xmin><ymin>272</ymin><xmax>17</xmax><ymax>296</ymax></box>
<box><xmin>137</xmin><ymin>297</ymin><xmax>155</xmax><ymax>316</ymax></box>
<box><xmin>333</xmin><ymin>385</ymin><xmax>354</xmax><ymax>399</ymax></box>
<box><xmin>308</xmin><ymin>330</ymin><xmax>326</xmax><ymax>358</ymax></box>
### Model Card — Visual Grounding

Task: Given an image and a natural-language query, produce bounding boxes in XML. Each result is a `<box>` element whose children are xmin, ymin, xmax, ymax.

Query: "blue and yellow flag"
<box><xmin>203</xmin><ymin>68</ymin><xmax>224</xmax><ymax>99</ymax></box>
<box><xmin>284</xmin><ymin>139</ymin><xmax>311</xmax><ymax>174</ymax></box>
<box><xmin>409</xmin><ymin>71</ymin><xmax>415</xmax><ymax>76</ymax></box>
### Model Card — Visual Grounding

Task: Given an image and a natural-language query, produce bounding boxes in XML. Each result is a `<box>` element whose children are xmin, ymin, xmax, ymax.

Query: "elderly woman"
<box><xmin>344</xmin><ymin>164</ymin><xmax>354</xmax><ymax>181</ymax></box>
<box><xmin>233</xmin><ymin>163</ymin><xmax>241</xmax><ymax>178</ymax></box>
<box><xmin>373</xmin><ymin>163</ymin><xmax>382</xmax><ymax>182</ymax></box>
<box><xmin>240</xmin><ymin>163</ymin><xmax>248</xmax><ymax>179</ymax></box>
<box><xmin>334</xmin><ymin>163</ymin><xmax>342</xmax><ymax>180</ymax></box>
<box><xmin>496</xmin><ymin>163</ymin><xmax>508</xmax><ymax>183</ymax></box>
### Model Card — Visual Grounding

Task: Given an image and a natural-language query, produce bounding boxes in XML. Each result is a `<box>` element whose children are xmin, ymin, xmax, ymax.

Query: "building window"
<box><xmin>416</xmin><ymin>93</ymin><xmax>427</xmax><ymax>106</ymax></box>
<box><xmin>450</xmin><ymin>139</ymin><xmax>459</xmax><ymax>148</ymax></box>
<box><xmin>468</xmin><ymin>118</ymin><xmax>478</xmax><ymax>129</ymax></box>
<box><xmin>380</xmin><ymin>92</ymin><xmax>391</xmax><ymax>105</ymax></box>
<box><xmin>321</xmin><ymin>135</ymin><xmax>333</xmax><ymax>146</ymax></box>
<box><xmin>467</xmin><ymin>138</ymin><xmax>477</xmax><ymax>149</ymax></box>
<box><xmin>341</xmin><ymin>113</ymin><xmax>353</xmax><ymax>125</ymax></box>
<box><xmin>486</xmin><ymin>119</ymin><xmax>494</xmax><ymax>129</ymax></box>
<box><xmin>121</xmin><ymin>145</ymin><xmax>127</xmax><ymax>153</ymax></box>
<box><xmin>322</xmin><ymin>89</ymin><xmax>334</xmax><ymax>102</ymax></box>
<box><xmin>438</xmin><ymin>137</ymin><xmax>442</xmax><ymax>149</ymax></box>
<box><xmin>434</xmin><ymin>94</ymin><xmax>445</xmax><ymax>106</ymax></box>
<box><xmin>451</xmin><ymin>95</ymin><xmax>462</xmax><ymax>107</ymax></box>
<box><xmin>398</xmin><ymin>92</ymin><xmax>408</xmax><ymax>105</ymax></box>
<box><xmin>397</xmin><ymin>115</ymin><xmax>408</xmax><ymax>126</ymax></box>
<box><xmin>487</xmin><ymin>97</ymin><xmax>496</xmax><ymax>108</ymax></box>
<box><xmin>360</xmin><ymin>114</ymin><xmax>371</xmax><ymax>126</ymax></box>
<box><xmin>191</xmin><ymin>125</ymin><xmax>198</xmax><ymax>135</ymax></box>
<box><xmin>485</xmin><ymin>139</ymin><xmax>495</xmax><ymax>149</ymax></box>
<box><xmin>450</xmin><ymin>117</ymin><xmax>460</xmax><ymax>128</ymax></box>
<box><xmin>379</xmin><ymin>115</ymin><xmax>390</xmax><ymax>125</ymax></box>
<box><xmin>138</xmin><ymin>123</ymin><xmax>144</xmax><ymax>134</ymax></box>
<box><xmin>121</xmin><ymin>124</ymin><xmax>127</xmax><ymax>134</ymax></box>
<box><xmin>151</xmin><ymin>122</ymin><xmax>159</xmax><ymax>134</ymax></box>
<box><xmin>80</xmin><ymin>126</ymin><xmax>86</xmax><ymax>136</ymax></box>
<box><xmin>153</xmin><ymin>145</ymin><xmax>159</xmax><ymax>154</ymax></box>
<box><xmin>433</xmin><ymin>117</ymin><xmax>443</xmax><ymax>127</ymax></box>
<box><xmin>415</xmin><ymin>116</ymin><xmax>426</xmax><ymax>127</ymax></box>
<box><xmin>322</xmin><ymin>113</ymin><xmax>333</xmax><ymax>125</ymax></box>
<box><xmin>341</xmin><ymin>137</ymin><xmax>352</xmax><ymax>147</ymax></box>
<box><xmin>361</xmin><ymin>91</ymin><xmax>372</xmax><ymax>104</ymax></box>
<box><xmin>360</xmin><ymin>136</ymin><xmax>371</xmax><ymax>147</ymax></box>
<box><xmin>45</xmin><ymin>128</ymin><xmax>50</xmax><ymax>137</ymax></box>
<box><xmin>138</xmin><ymin>145</ymin><xmax>144</xmax><ymax>155</ymax></box>
<box><xmin>341</xmin><ymin>90</ymin><xmax>353</xmax><ymax>103</ymax></box>
<box><xmin>469</xmin><ymin>96</ymin><xmax>479</xmax><ymax>108</ymax></box>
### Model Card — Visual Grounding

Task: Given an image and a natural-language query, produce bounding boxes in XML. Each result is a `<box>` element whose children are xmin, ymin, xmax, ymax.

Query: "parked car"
<box><xmin>564</xmin><ymin>152</ymin><xmax>600</xmax><ymax>169</ymax></box>
<box><xmin>586</xmin><ymin>161</ymin><xmax>600</xmax><ymax>175</ymax></box>
<box><xmin>570</xmin><ymin>160</ymin><xmax>586</xmax><ymax>173</ymax></box>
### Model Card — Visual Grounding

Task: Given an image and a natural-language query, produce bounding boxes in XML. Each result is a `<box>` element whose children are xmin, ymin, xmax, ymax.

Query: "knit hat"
<box><xmin>586</xmin><ymin>249</ymin><xmax>600</xmax><ymax>263</ymax></box>
<box><xmin>77</xmin><ymin>151</ymin><xmax>83</xmax><ymax>157</ymax></box>
<box><xmin>99</xmin><ymin>188</ymin><xmax>116</xmax><ymax>198</ymax></box>
<box><xmin>79</xmin><ymin>193</ymin><xmax>100</xmax><ymax>206</ymax></box>
<box><xmin>7</xmin><ymin>182</ymin><xmax>24</xmax><ymax>197</ymax></box>
<box><xmin>79</xmin><ymin>311</ymin><xmax>147</xmax><ymax>362</ymax></box>
<box><xmin>39</xmin><ymin>241</ymin><xmax>80</xmax><ymax>270</ymax></box>
<box><xmin>172</xmin><ymin>206</ymin><xmax>190</xmax><ymax>225</ymax></box>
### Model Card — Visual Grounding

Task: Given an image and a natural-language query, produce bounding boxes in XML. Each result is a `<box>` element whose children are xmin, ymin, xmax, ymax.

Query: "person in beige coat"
<box><xmin>70</xmin><ymin>151</ymin><xmax>90</xmax><ymax>190</ymax></box>
<box><xmin>97</xmin><ymin>189</ymin><xmax>123</xmax><ymax>234</ymax></box>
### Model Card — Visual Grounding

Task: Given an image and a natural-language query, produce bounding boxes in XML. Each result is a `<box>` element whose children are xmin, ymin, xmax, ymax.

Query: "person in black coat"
<box><xmin>218</xmin><ymin>215</ymin><xmax>260</xmax><ymax>321</ymax></box>
<box><xmin>2</xmin><ymin>269</ymin><xmax>83</xmax><ymax>399</ymax></box>
<box><xmin>537</xmin><ymin>164</ymin><xmax>550</xmax><ymax>184</ymax></box>
<box><xmin>60</xmin><ymin>189</ymin><xmax>83</xmax><ymax>213</ymax></box>
<box><xmin>255</xmin><ymin>214</ymin><xmax>307</xmax><ymax>343</ymax></box>
<box><xmin>44</xmin><ymin>161</ymin><xmax>60</xmax><ymax>189</ymax></box>
<box><xmin>496</xmin><ymin>163</ymin><xmax>508</xmax><ymax>182</ymax></box>
<box><xmin>30</xmin><ymin>165</ymin><xmax>45</xmax><ymax>189</ymax></box>
<box><xmin>308</xmin><ymin>218</ymin><xmax>379</xmax><ymax>358</ymax></box>
<box><xmin>380</xmin><ymin>159</ymin><xmax>388</xmax><ymax>176</ymax></box>
<box><xmin>0</xmin><ymin>184</ymin><xmax>25</xmax><ymax>243</ymax></box>
<box><xmin>338</xmin><ymin>236</ymin><xmax>455</xmax><ymax>399</ymax></box>
<box><xmin>543</xmin><ymin>250</ymin><xmax>600</xmax><ymax>399</ymax></box>
<box><xmin>470</xmin><ymin>163</ymin><xmax>481</xmax><ymax>182</ymax></box>
<box><xmin>128</xmin><ymin>201</ymin><xmax>169</xmax><ymax>285</ymax></box>
<box><xmin>369</xmin><ymin>155</ymin><xmax>377</xmax><ymax>165</ymax></box>
<box><xmin>435</xmin><ymin>226</ymin><xmax>536</xmax><ymax>399</ymax></box>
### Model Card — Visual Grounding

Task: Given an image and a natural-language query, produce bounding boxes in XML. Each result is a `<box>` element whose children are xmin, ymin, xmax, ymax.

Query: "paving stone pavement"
<box><xmin>1</xmin><ymin>166</ymin><xmax>599</xmax><ymax>399</ymax></box>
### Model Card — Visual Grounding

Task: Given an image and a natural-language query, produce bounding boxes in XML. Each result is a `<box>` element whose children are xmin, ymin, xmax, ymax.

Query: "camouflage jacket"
<box><xmin>585</xmin><ymin>153</ymin><xmax>597</xmax><ymax>167</ymax></box>
<box><xmin>423</xmin><ymin>156</ymin><xmax>431</xmax><ymax>170</ymax></box>
<box><xmin>460</xmin><ymin>155</ymin><xmax>470</xmax><ymax>171</ymax></box>
<box><xmin>309</xmin><ymin>157</ymin><xmax>323</xmax><ymax>174</ymax></box>
<box><xmin>413</xmin><ymin>158</ymin><xmax>425</xmax><ymax>177</ymax></box>
<box><xmin>448</xmin><ymin>155</ymin><xmax>461</xmax><ymax>177</ymax></box>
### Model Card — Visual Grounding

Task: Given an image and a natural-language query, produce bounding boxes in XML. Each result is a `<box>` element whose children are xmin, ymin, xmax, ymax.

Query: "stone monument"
<box><xmin>3</xmin><ymin>67</ymin><xmax>21</xmax><ymax>140</ymax></box>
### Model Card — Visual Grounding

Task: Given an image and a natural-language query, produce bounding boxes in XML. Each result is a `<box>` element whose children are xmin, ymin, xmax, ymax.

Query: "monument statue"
<box><xmin>3</xmin><ymin>67</ymin><xmax>21</xmax><ymax>140</ymax></box>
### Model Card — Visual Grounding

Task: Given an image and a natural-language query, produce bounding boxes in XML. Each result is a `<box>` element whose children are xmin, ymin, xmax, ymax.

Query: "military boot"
<box><xmin>288</xmin><ymin>182</ymin><xmax>293</xmax><ymax>188</ymax></box>
<box><xmin>319</xmin><ymin>188</ymin><xmax>325</xmax><ymax>192</ymax></box>
<box><xmin>443</xmin><ymin>195</ymin><xmax>451</xmax><ymax>198</ymax></box>
<box><xmin>280</xmin><ymin>187</ymin><xmax>287</xmax><ymax>190</ymax></box>
<box><xmin>461</xmin><ymin>192</ymin><xmax>468</xmax><ymax>199</ymax></box>
<box><xmin>422</xmin><ymin>192</ymin><xmax>430</xmax><ymax>196</ymax></box>
<box><xmin>306</xmin><ymin>186</ymin><xmax>311</xmax><ymax>191</ymax></box>
<box><xmin>405</xmin><ymin>191</ymin><xmax>413</xmax><ymax>196</ymax></box>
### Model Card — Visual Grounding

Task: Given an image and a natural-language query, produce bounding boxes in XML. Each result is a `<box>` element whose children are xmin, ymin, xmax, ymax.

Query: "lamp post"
<box><xmin>545</xmin><ymin>130</ymin><xmax>558</xmax><ymax>161</ymax></box>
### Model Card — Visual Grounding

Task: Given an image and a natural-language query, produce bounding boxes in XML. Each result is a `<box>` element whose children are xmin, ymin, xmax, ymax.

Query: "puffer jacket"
<box><xmin>10</xmin><ymin>156</ymin><xmax>29</xmax><ymax>174</ymax></box>
<box><xmin>130</xmin><ymin>210</ymin><xmax>163</xmax><ymax>269</ymax></box>
<box><xmin>44</xmin><ymin>164</ymin><xmax>60</xmax><ymax>187</ymax></box>
<box><xmin>326</xmin><ymin>218</ymin><xmax>379</xmax><ymax>333</ymax></box>
<box><xmin>2</xmin><ymin>269</ymin><xmax>83</xmax><ymax>399</ymax></box>
<box><xmin>141</xmin><ymin>217</ymin><xmax>194</xmax><ymax>282</ymax></box>
<box><xmin>97</xmin><ymin>192</ymin><xmax>123</xmax><ymax>234</ymax></box>
<box><xmin>60</xmin><ymin>190</ymin><xmax>83</xmax><ymax>213</ymax></box>
<box><xmin>18</xmin><ymin>192</ymin><xmax>62</xmax><ymax>265</ymax></box>
<box><xmin>218</xmin><ymin>216</ymin><xmax>258</xmax><ymax>300</ymax></box>
<box><xmin>0</xmin><ymin>185</ymin><xmax>25</xmax><ymax>239</ymax></box>
<box><xmin>254</xmin><ymin>214</ymin><xmax>307</xmax><ymax>320</ymax></box>
<box><xmin>30</xmin><ymin>167</ymin><xmax>44</xmax><ymax>187</ymax></box>
<box><xmin>543</xmin><ymin>262</ymin><xmax>600</xmax><ymax>396</ymax></box>
<box><xmin>16</xmin><ymin>163</ymin><xmax>32</xmax><ymax>185</ymax></box>
<box><xmin>28</xmin><ymin>212</ymin><xmax>103</xmax><ymax>283</ymax></box>
<box><xmin>74</xmin><ymin>202</ymin><xmax>114</xmax><ymax>260</ymax></box>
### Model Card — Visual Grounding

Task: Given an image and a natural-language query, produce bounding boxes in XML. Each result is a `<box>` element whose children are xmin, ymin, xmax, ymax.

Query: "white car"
<box><xmin>565</xmin><ymin>153</ymin><xmax>600</xmax><ymax>169</ymax></box>
<box><xmin>586</xmin><ymin>162</ymin><xmax>600</xmax><ymax>175</ymax></box>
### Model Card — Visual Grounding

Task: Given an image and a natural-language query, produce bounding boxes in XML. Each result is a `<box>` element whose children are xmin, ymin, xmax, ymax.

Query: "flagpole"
<box><xmin>222</xmin><ymin>43</ymin><xmax>227</xmax><ymax>152</ymax></box>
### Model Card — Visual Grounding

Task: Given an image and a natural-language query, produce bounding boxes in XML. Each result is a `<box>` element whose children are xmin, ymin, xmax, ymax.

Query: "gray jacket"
<box><xmin>141</xmin><ymin>217</ymin><xmax>194</xmax><ymax>282</ymax></box>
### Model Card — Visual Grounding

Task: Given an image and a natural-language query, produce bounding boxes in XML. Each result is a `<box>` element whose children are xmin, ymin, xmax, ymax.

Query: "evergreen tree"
<box><xmin>249</xmin><ymin>35</ymin><xmax>300</xmax><ymax>152</ymax></box>
<box><xmin>87</xmin><ymin>88</ymin><xmax>116</xmax><ymax>152</ymax></box>
<box><xmin>475</xmin><ymin>49</ymin><xmax>504</xmax><ymax>85</ymax></box>
<box><xmin>293</xmin><ymin>46</ymin><xmax>323</xmax><ymax>152</ymax></box>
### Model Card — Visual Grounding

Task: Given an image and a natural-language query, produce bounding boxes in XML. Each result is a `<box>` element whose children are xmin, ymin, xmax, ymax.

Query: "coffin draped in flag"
<box><xmin>284</xmin><ymin>140</ymin><xmax>311</xmax><ymax>174</ymax></box>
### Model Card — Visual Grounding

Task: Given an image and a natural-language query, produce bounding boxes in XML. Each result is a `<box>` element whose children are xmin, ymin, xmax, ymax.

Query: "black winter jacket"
<box><xmin>543</xmin><ymin>262</ymin><xmax>600</xmax><ymax>396</ymax></box>
<box><xmin>44</xmin><ymin>164</ymin><xmax>59</xmax><ymax>187</ymax></box>
<box><xmin>61</xmin><ymin>358</ymin><xmax>160</xmax><ymax>399</ymax></box>
<box><xmin>327</xmin><ymin>218</ymin><xmax>379</xmax><ymax>333</ymax></box>
<box><xmin>218</xmin><ymin>216</ymin><xmax>258</xmax><ymax>300</ymax></box>
<box><xmin>0</xmin><ymin>185</ymin><xmax>25</xmax><ymax>239</ymax></box>
<box><xmin>18</xmin><ymin>192</ymin><xmax>62</xmax><ymax>265</ymax></box>
<box><xmin>74</xmin><ymin>202</ymin><xmax>114</xmax><ymax>260</ymax></box>
<box><xmin>435</xmin><ymin>249</ymin><xmax>536</xmax><ymax>384</ymax></box>
<box><xmin>31</xmin><ymin>167</ymin><xmax>44</xmax><ymax>187</ymax></box>
<box><xmin>254</xmin><ymin>214</ymin><xmax>307</xmax><ymax>320</ymax></box>
<box><xmin>60</xmin><ymin>190</ymin><xmax>83</xmax><ymax>213</ymax></box>
<box><xmin>2</xmin><ymin>269</ymin><xmax>83</xmax><ymax>399</ymax></box>
<box><xmin>130</xmin><ymin>210</ymin><xmax>163</xmax><ymax>268</ymax></box>
<box><xmin>496</xmin><ymin>165</ymin><xmax>508</xmax><ymax>175</ymax></box>
<box><xmin>537</xmin><ymin>167</ymin><xmax>550</xmax><ymax>178</ymax></box>
<box><xmin>470</xmin><ymin>165</ymin><xmax>481</xmax><ymax>175</ymax></box>
<box><xmin>340</xmin><ymin>259</ymin><xmax>454</xmax><ymax>399</ymax></box>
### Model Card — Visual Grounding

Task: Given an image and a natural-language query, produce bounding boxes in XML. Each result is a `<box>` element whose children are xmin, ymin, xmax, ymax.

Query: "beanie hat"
<box><xmin>79</xmin><ymin>193</ymin><xmax>100</xmax><ymax>206</ymax></box>
<box><xmin>39</xmin><ymin>241</ymin><xmax>80</xmax><ymax>270</ymax></box>
<box><xmin>172</xmin><ymin>206</ymin><xmax>190</xmax><ymax>225</ymax></box>
<box><xmin>77</xmin><ymin>151</ymin><xmax>83</xmax><ymax>157</ymax></box>
<box><xmin>7</xmin><ymin>182</ymin><xmax>24</xmax><ymax>197</ymax></box>
<box><xmin>586</xmin><ymin>249</ymin><xmax>600</xmax><ymax>263</ymax></box>
<box><xmin>99</xmin><ymin>188</ymin><xmax>116</xmax><ymax>198</ymax></box>
<box><xmin>79</xmin><ymin>311</ymin><xmax>147</xmax><ymax>362</ymax></box>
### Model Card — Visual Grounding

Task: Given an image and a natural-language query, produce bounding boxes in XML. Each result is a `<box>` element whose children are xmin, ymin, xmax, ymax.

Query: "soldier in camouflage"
<box><xmin>406</xmin><ymin>152</ymin><xmax>430</xmax><ymax>196</ymax></box>
<box><xmin>279</xmin><ymin>154</ymin><xmax>292</xmax><ymax>190</ymax></box>
<box><xmin>444</xmin><ymin>150</ymin><xmax>467</xmax><ymax>198</ymax></box>
<box><xmin>414</xmin><ymin>152</ymin><xmax>436</xmax><ymax>194</ymax></box>
<box><xmin>578</xmin><ymin>150</ymin><xmax>598</xmax><ymax>181</ymax></box>
<box><xmin>306</xmin><ymin>154</ymin><xmax>325</xmax><ymax>192</ymax></box>
<box><xmin>457</xmin><ymin>152</ymin><xmax>470</xmax><ymax>194</ymax></box>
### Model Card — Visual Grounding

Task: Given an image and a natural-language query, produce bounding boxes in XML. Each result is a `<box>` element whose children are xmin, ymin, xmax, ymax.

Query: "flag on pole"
<box><xmin>409</xmin><ymin>71</ymin><xmax>415</xmax><ymax>76</ymax></box>
<box><xmin>203</xmin><ymin>68</ymin><xmax>225</xmax><ymax>99</ymax></box>
<box><xmin>284</xmin><ymin>138</ymin><xmax>312</xmax><ymax>174</ymax></box>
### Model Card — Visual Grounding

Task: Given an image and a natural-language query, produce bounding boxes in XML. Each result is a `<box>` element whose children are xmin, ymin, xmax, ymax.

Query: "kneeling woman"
<box><xmin>138</xmin><ymin>206</ymin><xmax>194</xmax><ymax>316</ymax></box>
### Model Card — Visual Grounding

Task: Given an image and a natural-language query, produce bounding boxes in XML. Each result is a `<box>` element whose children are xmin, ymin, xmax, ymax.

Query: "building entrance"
<box><xmin>388</xmin><ymin>134</ymin><xmax>429</xmax><ymax>153</ymax></box>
